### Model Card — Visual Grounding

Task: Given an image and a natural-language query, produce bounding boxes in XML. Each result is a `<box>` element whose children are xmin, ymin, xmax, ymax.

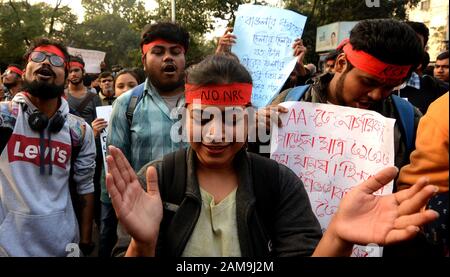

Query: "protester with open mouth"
<box><xmin>0</xmin><ymin>38</ymin><xmax>96</xmax><ymax>256</ymax></box>
<box><xmin>107</xmin><ymin>21</ymin><xmax>190</xmax><ymax>174</ymax></box>
<box><xmin>105</xmin><ymin>55</ymin><xmax>439</xmax><ymax>257</ymax></box>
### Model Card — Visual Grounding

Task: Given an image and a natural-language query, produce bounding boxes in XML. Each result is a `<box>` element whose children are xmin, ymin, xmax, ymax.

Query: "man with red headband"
<box><xmin>107</xmin><ymin>22</ymin><xmax>190</xmax><ymax>172</ymax></box>
<box><xmin>66</xmin><ymin>55</ymin><xmax>101</xmax><ymax>126</ymax></box>
<box><xmin>0</xmin><ymin>38</ymin><xmax>96</xmax><ymax>256</ymax></box>
<box><xmin>104</xmin><ymin>55</ymin><xmax>439</xmax><ymax>258</ymax></box>
<box><xmin>1</xmin><ymin>64</ymin><xmax>24</xmax><ymax>101</ymax></box>
<box><xmin>267</xmin><ymin>19</ymin><xmax>433</xmax><ymax>257</ymax></box>
<box><xmin>269</xmin><ymin>19</ymin><xmax>423</xmax><ymax>171</ymax></box>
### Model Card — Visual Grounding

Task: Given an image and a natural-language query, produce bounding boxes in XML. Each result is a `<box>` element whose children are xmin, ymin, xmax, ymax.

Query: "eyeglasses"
<box><xmin>101</xmin><ymin>79</ymin><xmax>113</xmax><ymax>83</ymax></box>
<box><xmin>29</xmin><ymin>51</ymin><xmax>65</xmax><ymax>67</ymax></box>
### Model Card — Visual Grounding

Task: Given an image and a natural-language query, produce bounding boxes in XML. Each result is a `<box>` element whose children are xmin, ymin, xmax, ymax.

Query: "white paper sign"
<box><xmin>68</xmin><ymin>47</ymin><xmax>106</xmax><ymax>74</ymax></box>
<box><xmin>232</xmin><ymin>4</ymin><xmax>307</xmax><ymax>108</ymax></box>
<box><xmin>270</xmin><ymin>101</ymin><xmax>396</xmax><ymax>257</ymax></box>
<box><xmin>96</xmin><ymin>105</ymin><xmax>113</xmax><ymax>173</ymax></box>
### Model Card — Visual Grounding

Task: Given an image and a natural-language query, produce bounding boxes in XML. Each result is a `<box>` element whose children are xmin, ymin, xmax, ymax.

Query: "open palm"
<box><xmin>105</xmin><ymin>146</ymin><xmax>163</xmax><ymax>245</ymax></box>
<box><xmin>333</xmin><ymin>167</ymin><xmax>439</xmax><ymax>246</ymax></box>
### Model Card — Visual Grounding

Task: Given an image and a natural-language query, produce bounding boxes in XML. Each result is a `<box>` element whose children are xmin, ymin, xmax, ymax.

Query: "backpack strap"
<box><xmin>160</xmin><ymin>149</ymin><xmax>188</xmax><ymax>210</ymax></box>
<box><xmin>391</xmin><ymin>95</ymin><xmax>415</xmax><ymax>154</ymax></box>
<box><xmin>0</xmin><ymin>102</ymin><xmax>17</xmax><ymax>153</ymax></box>
<box><xmin>284</xmin><ymin>84</ymin><xmax>311</xmax><ymax>102</ymax></box>
<box><xmin>249</xmin><ymin>152</ymin><xmax>280</xmax><ymax>244</ymax></box>
<box><xmin>75</xmin><ymin>92</ymin><xmax>96</xmax><ymax>115</ymax></box>
<box><xmin>126</xmin><ymin>83</ymin><xmax>146</xmax><ymax>126</ymax></box>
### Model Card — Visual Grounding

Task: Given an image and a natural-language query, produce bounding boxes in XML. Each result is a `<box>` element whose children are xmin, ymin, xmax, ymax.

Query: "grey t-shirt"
<box><xmin>67</xmin><ymin>89</ymin><xmax>101</xmax><ymax>125</ymax></box>
<box><xmin>161</xmin><ymin>93</ymin><xmax>183</xmax><ymax>112</ymax></box>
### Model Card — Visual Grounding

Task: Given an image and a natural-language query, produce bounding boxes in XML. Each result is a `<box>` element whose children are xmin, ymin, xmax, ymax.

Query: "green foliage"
<box><xmin>0</xmin><ymin>0</ymin><xmax>424</xmax><ymax>72</ymax></box>
<box><xmin>81</xmin><ymin>0</ymin><xmax>152</xmax><ymax>32</ymax></box>
<box><xmin>284</xmin><ymin>0</ymin><xmax>421</xmax><ymax>64</ymax></box>
<box><xmin>0</xmin><ymin>0</ymin><xmax>77</xmax><ymax>68</ymax></box>
<box><xmin>69</xmin><ymin>14</ymin><xmax>141</xmax><ymax>68</ymax></box>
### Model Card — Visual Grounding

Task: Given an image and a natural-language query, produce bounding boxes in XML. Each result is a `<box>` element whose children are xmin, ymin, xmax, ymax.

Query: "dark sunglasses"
<box><xmin>29</xmin><ymin>51</ymin><xmax>65</xmax><ymax>67</ymax></box>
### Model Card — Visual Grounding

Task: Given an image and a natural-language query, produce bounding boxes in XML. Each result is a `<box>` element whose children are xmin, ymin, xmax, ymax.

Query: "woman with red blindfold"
<box><xmin>106</xmin><ymin>55</ymin><xmax>438</xmax><ymax>257</ymax></box>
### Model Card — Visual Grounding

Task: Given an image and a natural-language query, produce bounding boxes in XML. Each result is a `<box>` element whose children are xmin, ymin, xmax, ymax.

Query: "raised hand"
<box><xmin>105</xmin><ymin>146</ymin><xmax>163</xmax><ymax>252</ymax></box>
<box><xmin>292</xmin><ymin>38</ymin><xmax>307</xmax><ymax>64</ymax></box>
<box><xmin>256</xmin><ymin>104</ymin><xmax>288</xmax><ymax>131</ymax></box>
<box><xmin>314</xmin><ymin>167</ymin><xmax>439</xmax><ymax>256</ymax></box>
<box><xmin>335</xmin><ymin>167</ymin><xmax>439</xmax><ymax>244</ymax></box>
<box><xmin>216</xmin><ymin>27</ymin><xmax>236</xmax><ymax>54</ymax></box>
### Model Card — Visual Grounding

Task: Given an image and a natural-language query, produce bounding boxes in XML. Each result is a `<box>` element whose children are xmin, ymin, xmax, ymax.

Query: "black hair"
<box><xmin>326</xmin><ymin>50</ymin><xmax>339</xmax><ymax>61</ymax></box>
<box><xmin>436</xmin><ymin>50</ymin><xmax>449</xmax><ymax>61</ymax></box>
<box><xmin>24</xmin><ymin>38</ymin><xmax>70</xmax><ymax>77</ymax></box>
<box><xmin>130</xmin><ymin>67</ymin><xmax>146</xmax><ymax>84</ymax></box>
<box><xmin>349</xmin><ymin>19</ymin><xmax>423</xmax><ymax>68</ymax></box>
<box><xmin>405</xmin><ymin>21</ymin><xmax>429</xmax><ymax>47</ymax></box>
<box><xmin>421</xmin><ymin>51</ymin><xmax>430</xmax><ymax>71</ymax></box>
<box><xmin>98</xmin><ymin>71</ymin><xmax>113</xmax><ymax>80</ymax></box>
<box><xmin>186</xmin><ymin>55</ymin><xmax>252</xmax><ymax>86</ymax></box>
<box><xmin>114</xmin><ymin>69</ymin><xmax>140</xmax><ymax>87</ymax></box>
<box><xmin>68</xmin><ymin>55</ymin><xmax>86</xmax><ymax>74</ymax></box>
<box><xmin>140</xmin><ymin>22</ymin><xmax>190</xmax><ymax>54</ymax></box>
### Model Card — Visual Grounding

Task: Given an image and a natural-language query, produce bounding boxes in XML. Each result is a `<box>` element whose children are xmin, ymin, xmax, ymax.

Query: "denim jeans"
<box><xmin>99</xmin><ymin>202</ymin><xmax>118</xmax><ymax>257</ymax></box>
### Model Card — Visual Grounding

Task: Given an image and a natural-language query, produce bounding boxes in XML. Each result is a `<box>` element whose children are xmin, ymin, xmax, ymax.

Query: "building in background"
<box><xmin>408</xmin><ymin>0</ymin><xmax>449</xmax><ymax>61</ymax></box>
<box><xmin>315</xmin><ymin>21</ymin><xmax>358</xmax><ymax>72</ymax></box>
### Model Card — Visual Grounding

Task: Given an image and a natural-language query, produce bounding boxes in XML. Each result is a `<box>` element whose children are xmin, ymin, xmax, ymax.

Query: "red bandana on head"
<box><xmin>6</xmin><ymin>66</ymin><xmax>24</xmax><ymax>76</ymax></box>
<box><xmin>343</xmin><ymin>43</ymin><xmax>411</xmax><ymax>84</ymax></box>
<box><xmin>69</xmin><ymin>62</ymin><xmax>84</xmax><ymax>70</ymax></box>
<box><xmin>185</xmin><ymin>83</ymin><xmax>252</xmax><ymax>105</ymax></box>
<box><xmin>141</xmin><ymin>39</ymin><xmax>185</xmax><ymax>57</ymax></box>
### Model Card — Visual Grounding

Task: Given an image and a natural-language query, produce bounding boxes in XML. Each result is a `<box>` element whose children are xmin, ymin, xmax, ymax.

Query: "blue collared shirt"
<box><xmin>107</xmin><ymin>79</ymin><xmax>187</xmax><ymax>172</ymax></box>
<box><xmin>405</xmin><ymin>72</ymin><xmax>421</xmax><ymax>90</ymax></box>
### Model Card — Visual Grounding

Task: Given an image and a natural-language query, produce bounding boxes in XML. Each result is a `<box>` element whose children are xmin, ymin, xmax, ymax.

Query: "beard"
<box><xmin>334</xmin><ymin>72</ymin><xmax>348</xmax><ymax>106</ymax></box>
<box><xmin>69</xmin><ymin>78</ymin><xmax>83</xmax><ymax>85</ymax></box>
<box><xmin>147</xmin><ymin>70</ymin><xmax>185</xmax><ymax>93</ymax></box>
<box><xmin>3</xmin><ymin>80</ymin><xmax>18</xmax><ymax>89</ymax></box>
<box><xmin>23</xmin><ymin>79</ymin><xmax>65</xmax><ymax>100</ymax></box>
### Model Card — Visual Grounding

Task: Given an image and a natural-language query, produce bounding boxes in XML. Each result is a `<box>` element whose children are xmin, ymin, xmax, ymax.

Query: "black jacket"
<box><xmin>114</xmin><ymin>148</ymin><xmax>322</xmax><ymax>257</ymax></box>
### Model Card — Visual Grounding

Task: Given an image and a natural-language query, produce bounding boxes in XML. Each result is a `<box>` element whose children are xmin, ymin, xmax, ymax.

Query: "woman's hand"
<box><xmin>314</xmin><ymin>167</ymin><xmax>439</xmax><ymax>256</ymax></box>
<box><xmin>106</xmin><ymin>146</ymin><xmax>163</xmax><ymax>256</ymax></box>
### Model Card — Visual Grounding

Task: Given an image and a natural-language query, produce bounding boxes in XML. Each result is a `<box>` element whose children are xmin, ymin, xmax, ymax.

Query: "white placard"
<box><xmin>270</xmin><ymin>101</ymin><xmax>396</xmax><ymax>257</ymax></box>
<box><xmin>68</xmin><ymin>47</ymin><xmax>106</xmax><ymax>74</ymax></box>
<box><xmin>96</xmin><ymin>105</ymin><xmax>112</xmax><ymax>173</ymax></box>
<box><xmin>232</xmin><ymin>4</ymin><xmax>307</xmax><ymax>108</ymax></box>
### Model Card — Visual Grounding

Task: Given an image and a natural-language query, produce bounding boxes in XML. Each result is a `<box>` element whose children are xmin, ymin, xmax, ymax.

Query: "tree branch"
<box><xmin>48</xmin><ymin>0</ymin><xmax>63</xmax><ymax>36</ymax></box>
<box><xmin>8</xmin><ymin>0</ymin><xmax>30</xmax><ymax>45</ymax></box>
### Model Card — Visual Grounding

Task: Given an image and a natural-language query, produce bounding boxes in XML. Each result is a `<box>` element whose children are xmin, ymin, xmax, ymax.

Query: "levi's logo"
<box><xmin>8</xmin><ymin>134</ymin><xmax>71</xmax><ymax>169</ymax></box>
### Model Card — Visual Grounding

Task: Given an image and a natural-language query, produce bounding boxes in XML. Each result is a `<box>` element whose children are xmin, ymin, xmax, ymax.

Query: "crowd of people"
<box><xmin>0</xmin><ymin>15</ymin><xmax>448</xmax><ymax>258</ymax></box>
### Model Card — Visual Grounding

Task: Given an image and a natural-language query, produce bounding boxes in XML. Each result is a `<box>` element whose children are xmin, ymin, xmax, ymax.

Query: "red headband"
<box><xmin>141</xmin><ymin>39</ymin><xmax>185</xmax><ymax>57</ymax></box>
<box><xmin>33</xmin><ymin>45</ymin><xmax>65</xmax><ymax>60</ymax></box>
<box><xmin>7</xmin><ymin>66</ymin><xmax>23</xmax><ymax>76</ymax></box>
<box><xmin>69</xmin><ymin>61</ymin><xmax>84</xmax><ymax>70</ymax></box>
<box><xmin>336</xmin><ymin>38</ymin><xmax>349</xmax><ymax>51</ymax></box>
<box><xmin>185</xmin><ymin>83</ymin><xmax>252</xmax><ymax>105</ymax></box>
<box><xmin>343</xmin><ymin>43</ymin><xmax>411</xmax><ymax>84</ymax></box>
